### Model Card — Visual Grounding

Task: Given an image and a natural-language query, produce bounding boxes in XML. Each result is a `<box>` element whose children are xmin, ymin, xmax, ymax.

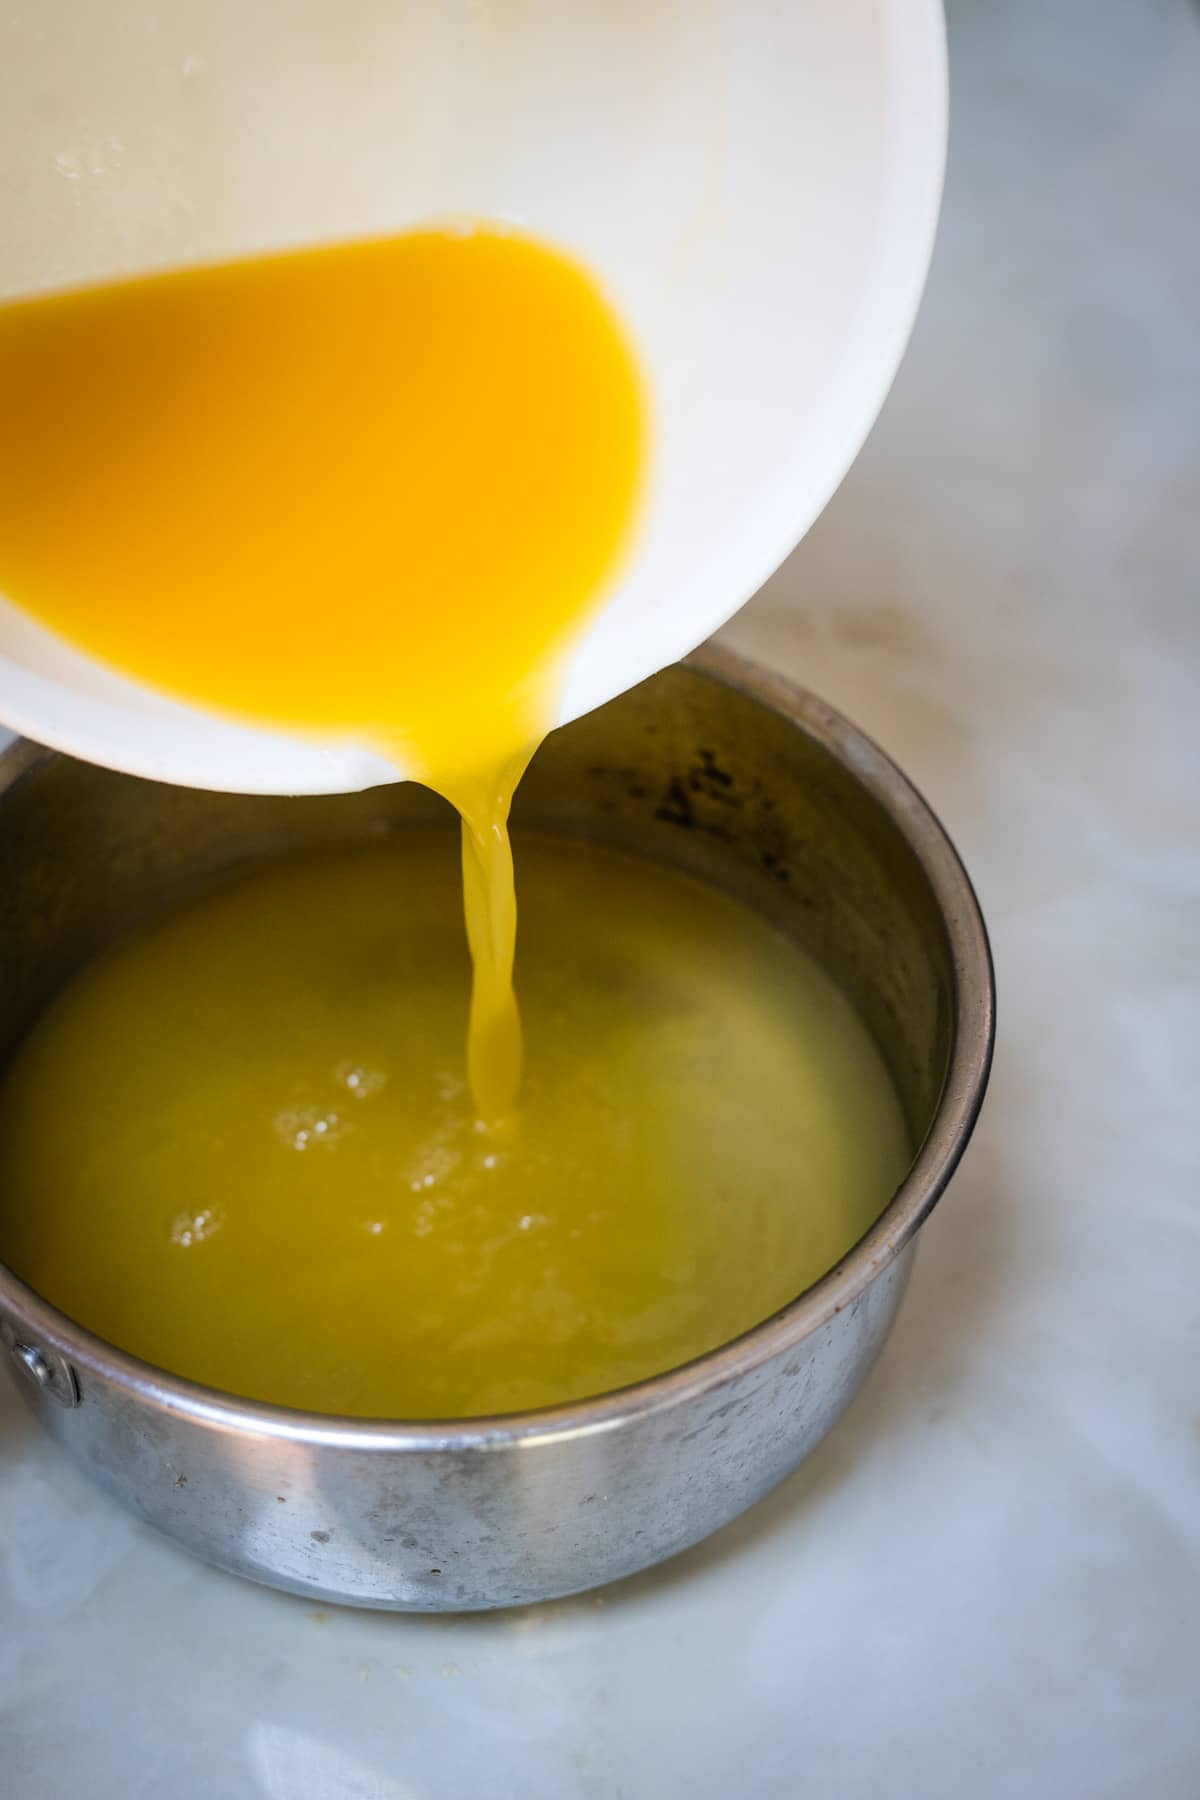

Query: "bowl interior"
<box><xmin>0</xmin><ymin>0</ymin><xmax>945</xmax><ymax>792</ymax></box>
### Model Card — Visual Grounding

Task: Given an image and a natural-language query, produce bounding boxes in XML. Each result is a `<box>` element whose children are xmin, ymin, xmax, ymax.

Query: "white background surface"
<box><xmin>2</xmin><ymin>1</ymin><xmax>1198</xmax><ymax>1793</ymax></box>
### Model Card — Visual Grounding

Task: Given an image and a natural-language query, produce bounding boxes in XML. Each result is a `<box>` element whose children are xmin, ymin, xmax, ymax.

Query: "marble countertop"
<box><xmin>3</xmin><ymin>2</ymin><xmax>1198</xmax><ymax>1794</ymax></box>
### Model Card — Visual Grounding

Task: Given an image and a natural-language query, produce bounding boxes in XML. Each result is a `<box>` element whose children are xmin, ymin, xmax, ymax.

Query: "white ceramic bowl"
<box><xmin>0</xmin><ymin>0</ymin><xmax>946</xmax><ymax>794</ymax></box>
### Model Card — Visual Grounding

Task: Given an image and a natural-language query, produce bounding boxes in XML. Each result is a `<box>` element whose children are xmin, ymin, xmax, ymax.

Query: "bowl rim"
<box><xmin>0</xmin><ymin>643</ymin><xmax>995</xmax><ymax>1451</ymax></box>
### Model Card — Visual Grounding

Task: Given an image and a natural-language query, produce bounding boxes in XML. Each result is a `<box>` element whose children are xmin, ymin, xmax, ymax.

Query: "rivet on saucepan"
<box><xmin>5</xmin><ymin>1336</ymin><xmax>80</xmax><ymax>1407</ymax></box>
<box><xmin>15</xmin><ymin>1343</ymin><xmax>52</xmax><ymax>1386</ymax></box>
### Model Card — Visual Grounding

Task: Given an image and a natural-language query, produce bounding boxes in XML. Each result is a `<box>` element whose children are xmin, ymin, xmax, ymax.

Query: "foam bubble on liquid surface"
<box><xmin>273</xmin><ymin>1106</ymin><xmax>348</xmax><ymax>1152</ymax></box>
<box><xmin>169</xmin><ymin>1207</ymin><xmax>223</xmax><ymax>1248</ymax></box>
<box><xmin>334</xmin><ymin>1060</ymin><xmax>387</xmax><ymax>1100</ymax></box>
<box><xmin>405</xmin><ymin>1134</ymin><xmax>462</xmax><ymax>1194</ymax></box>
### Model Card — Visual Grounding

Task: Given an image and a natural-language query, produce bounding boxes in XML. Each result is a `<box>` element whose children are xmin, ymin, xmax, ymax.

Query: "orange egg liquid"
<box><xmin>0</xmin><ymin>229</ymin><xmax>645</xmax><ymax>1118</ymax></box>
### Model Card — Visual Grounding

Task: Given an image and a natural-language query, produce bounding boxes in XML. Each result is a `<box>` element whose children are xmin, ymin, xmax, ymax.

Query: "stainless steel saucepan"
<box><xmin>0</xmin><ymin>647</ymin><xmax>993</xmax><ymax>1610</ymax></box>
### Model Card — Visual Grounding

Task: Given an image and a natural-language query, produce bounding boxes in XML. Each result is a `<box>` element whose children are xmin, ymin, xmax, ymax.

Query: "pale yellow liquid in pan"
<box><xmin>0</xmin><ymin>227</ymin><xmax>643</xmax><ymax>1119</ymax></box>
<box><xmin>0</xmin><ymin>837</ymin><xmax>911</xmax><ymax>1417</ymax></box>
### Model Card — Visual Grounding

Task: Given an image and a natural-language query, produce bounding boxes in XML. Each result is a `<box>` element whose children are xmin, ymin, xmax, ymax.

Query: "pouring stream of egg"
<box><xmin>0</xmin><ymin>227</ymin><xmax>645</xmax><ymax>1120</ymax></box>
